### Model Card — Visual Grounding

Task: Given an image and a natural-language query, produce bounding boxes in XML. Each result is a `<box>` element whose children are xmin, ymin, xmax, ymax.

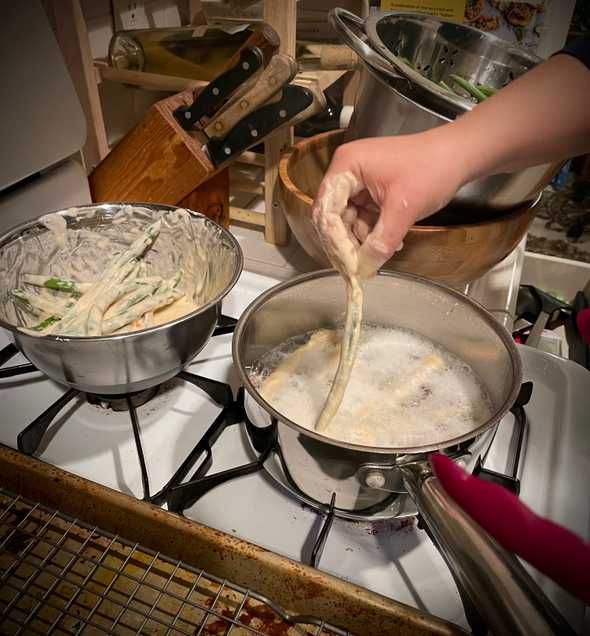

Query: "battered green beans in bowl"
<box><xmin>0</xmin><ymin>203</ymin><xmax>243</xmax><ymax>394</ymax></box>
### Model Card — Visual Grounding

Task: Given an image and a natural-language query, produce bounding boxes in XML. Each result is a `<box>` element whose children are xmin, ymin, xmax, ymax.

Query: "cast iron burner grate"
<box><xmin>0</xmin><ymin>327</ymin><xmax>532</xmax><ymax>572</ymax></box>
<box><xmin>86</xmin><ymin>387</ymin><xmax>160</xmax><ymax>411</ymax></box>
<box><xmin>0</xmin><ymin>314</ymin><xmax>238</xmax><ymax>502</ymax></box>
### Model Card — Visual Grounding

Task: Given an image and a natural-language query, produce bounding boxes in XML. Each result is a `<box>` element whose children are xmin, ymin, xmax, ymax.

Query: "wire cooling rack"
<box><xmin>0</xmin><ymin>489</ymin><xmax>352</xmax><ymax>636</ymax></box>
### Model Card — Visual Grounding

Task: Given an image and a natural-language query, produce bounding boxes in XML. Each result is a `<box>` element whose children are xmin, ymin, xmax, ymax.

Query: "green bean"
<box><xmin>102</xmin><ymin>289</ymin><xmax>182</xmax><ymax>334</ymax></box>
<box><xmin>11</xmin><ymin>289</ymin><xmax>42</xmax><ymax>316</ymax></box>
<box><xmin>21</xmin><ymin>274</ymin><xmax>91</xmax><ymax>297</ymax></box>
<box><xmin>103</xmin><ymin>279</ymin><xmax>162</xmax><ymax>325</ymax></box>
<box><xmin>31</xmin><ymin>315</ymin><xmax>61</xmax><ymax>332</ymax></box>
<box><xmin>102</xmin><ymin>272</ymin><xmax>181</xmax><ymax>334</ymax></box>
<box><xmin>398</xmin><ymin>56</ymin><xmax>415</xmax><ymax>70</ymax></box>
<box><xmin>86</xmin><ymin>261</ymin><xmax>140</xmax><ymax>335</ymax></box>
<box><xmin>438</xmin><ymin>80</ymin><xmax>453</xmax><ymax>92</ymax></box>
<box><xmin>11</xmin><ymin>289</ymin><xmax>73</xmax><ymax>316</ymax></box>
<box><xmin>450</xmin><ymin>74</ymin><xmax>488</xmax><ymax>102</ymax></box>
<box><xmin>113</xmin><ymin>220</ymin><xmax>161</xmax><ymax>268</ymax></box>
<box><xmin>477</xmin><ymin>84</ymin><xmax>497</xmax><ymax>98</ymax></box>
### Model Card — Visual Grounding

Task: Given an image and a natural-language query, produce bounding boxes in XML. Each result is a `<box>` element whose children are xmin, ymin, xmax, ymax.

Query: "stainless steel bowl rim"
<box><xmin>233</xmin><ymin>268</ymin><xmax>522</xmax><ymax>455</ymax></box>
<box><xmin>360</xmin><ymin>59</ymin><xmax>452</xmax><ymax>123</ymax></box>
<box><xmin>0</xmin><ymin>202</ymin><xmax>244</xmax><ymax>343</ymax></box>
<box><xmin>364</xmin><ymin>11</ymin><xmax>543</xmax><ymax>115</ymax></box>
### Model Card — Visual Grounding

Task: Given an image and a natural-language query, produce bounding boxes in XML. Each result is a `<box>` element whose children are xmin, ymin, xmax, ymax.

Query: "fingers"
<box><xmin>356</xmin><ymin>191</ymin><xmax>413</xmax><ymax>279</ymax></box>
<box><xmin>312</xmin><ymin>172</ymin><xmax>359</xmax><ymax>225</ymax></box>
<box><xmin>351</xmin><ymin>207</ymin><xmax>377</xmax><ymax>243</ymax></box>
<box><xmin>311</xmin><ymin>171</ymin><xmax>363</xmax><ymax>280</ymax></box>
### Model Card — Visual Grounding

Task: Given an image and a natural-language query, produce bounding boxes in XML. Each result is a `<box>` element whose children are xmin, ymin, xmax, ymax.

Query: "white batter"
<box><xmin>4</xmin><ymin>208</ymin><xmax>223</xmax><ymax>336</ymax></box>
<box><xmin>257</xmin><ymin>326</ymin><xmax>493</xmax><ymax>448</ymax></box>
<box><xmin>311</xmin><ymin>172</ymin><xmax>364</xmax><ymax>432</ymax></box>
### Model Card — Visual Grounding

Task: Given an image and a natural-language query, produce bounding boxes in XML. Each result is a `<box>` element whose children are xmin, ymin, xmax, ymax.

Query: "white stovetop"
<box><xmin>1</xmin><ymin>230</ymin><xmax>589</xmax><ymax>634</ymax></box>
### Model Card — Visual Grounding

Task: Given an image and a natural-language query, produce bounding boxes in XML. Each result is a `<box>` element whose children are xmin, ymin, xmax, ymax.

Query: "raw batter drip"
<box><xmin>312</xmin><ymin>172</ymin><xmax>364</xmax><ymax>432</ymax></box>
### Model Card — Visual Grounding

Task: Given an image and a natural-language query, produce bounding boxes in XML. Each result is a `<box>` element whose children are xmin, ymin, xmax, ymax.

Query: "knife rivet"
<box><xmin>251</xmin><ymin>129</ymin><xmax>258</xmax><ymax>137</ymax></box>
<box><xmin>214</xmin><ymin>122</ymin><xmax>223</xmax><ymax>131</ymax></box>
<box><xmin>279</xmin><ymin>109</ymin><xmax>287</xmax><ymax>118</ymax></box>
<box><xmin>240</xmin><ymin>100</ymin><xmax>249</xmax><ymax>109</ymax></box>
<box><xmin>224</xmin><ymin>147</ymin><xmax>231</xmax><ymax>155</ymax></box>
<box><xmin>212</xmin><ymin>87</ymin><xmax>220</xmax><ymax>95</ymax></box>
<box><xmin>242</xmin><ymin>62</ymin><xmax>250</xmax><ymax>70</ymax></box>
<box><xmin>184</xmin><ymin>112</ymin><xmax>191</xmax><ymax>120</ymax></box>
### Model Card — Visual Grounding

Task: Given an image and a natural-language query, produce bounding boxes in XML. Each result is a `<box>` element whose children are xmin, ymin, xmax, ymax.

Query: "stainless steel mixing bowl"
<box><xmin>0</xmin><ymin>203</ymin><xmax>243</xmax><ymax>394</ymax></box>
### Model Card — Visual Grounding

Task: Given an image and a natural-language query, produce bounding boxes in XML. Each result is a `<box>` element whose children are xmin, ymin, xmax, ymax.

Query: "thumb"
<box><xmin>357</xmin><ymin>191</ymin><xmax>411</xmax><ymax>279</ymax></box>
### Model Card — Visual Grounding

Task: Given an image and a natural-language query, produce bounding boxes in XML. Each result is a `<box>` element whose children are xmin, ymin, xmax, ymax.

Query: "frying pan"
<box><xmin>233</xmin><ymin>269</ymin><xmax>572</xmax><ymax>635</ymax></box>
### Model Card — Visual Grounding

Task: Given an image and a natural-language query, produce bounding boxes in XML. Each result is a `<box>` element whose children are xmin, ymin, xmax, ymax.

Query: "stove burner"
<box><xmin>1</xmin><ymin>315</ymin><xmax>238</xmax><ymax>503</ymax></box>
<box><xmin>1</xmin><ymin>319</ymin><xmax>533</xmax><ymax>579</ymax></box>
<box><xmin>86</xmin><ymin>387</ymin><xmax>159</xmax><ymax>411</ymax></box>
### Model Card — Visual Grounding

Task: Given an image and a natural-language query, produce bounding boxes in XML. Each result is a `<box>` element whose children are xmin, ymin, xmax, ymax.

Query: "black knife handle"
<box><xmin>207</xmin><ymin>84</ymin><xmax>313</xmax><ymax>166</ymax></box>
<box><xmin>174</xmin><ymin>47</ymin><xmax>264</xmax><ymax>130</ymax></box>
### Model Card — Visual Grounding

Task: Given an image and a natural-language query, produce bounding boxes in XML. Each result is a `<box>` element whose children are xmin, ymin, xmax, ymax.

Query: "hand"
<box><xmin>312</xmin><ymin>126</ymin><xmax>470</xmax><ymax>278</ymax></box>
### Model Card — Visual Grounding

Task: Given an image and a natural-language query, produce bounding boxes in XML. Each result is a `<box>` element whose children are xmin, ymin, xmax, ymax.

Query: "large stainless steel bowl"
<box><xmin>346</xmin><ymin>61</ymin><xmax>558</xmax><ymax>211</ymax></box>
<box><xmin>331</xmin><ymin>9</ymin><xmax>544</xmax><ymax>118</ymax></box>
<box><xmin>330</xmin><ymin>9</ymin><xmax>560</xmax><ymax>212</ymax></box>
<box><xmin>0</xmin><ymin>203</ymin><xmax>243</xmax><ymax>394</ymax></box>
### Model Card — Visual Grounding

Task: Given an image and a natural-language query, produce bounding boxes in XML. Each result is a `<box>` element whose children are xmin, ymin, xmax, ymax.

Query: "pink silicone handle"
<box><xmin>430</xmin><ymin>453</ymin><xmax>590</xmax><ymax>604</ymax></box>
<box><xmin>576</xmin><ymin>308</ymin><xmax>590</xmax><ymax>345</ymax></box>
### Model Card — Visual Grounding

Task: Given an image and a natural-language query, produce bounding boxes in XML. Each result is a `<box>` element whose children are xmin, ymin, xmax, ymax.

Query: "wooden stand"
<box><xmin>262</xmin><ymin>0</ymin><xmax>297</xmax><ymax>245</ymax></box>
<box><xmin>47</xmin><ymin>0</ymin><xmax>356</xmax><ymax>242</ymax></box>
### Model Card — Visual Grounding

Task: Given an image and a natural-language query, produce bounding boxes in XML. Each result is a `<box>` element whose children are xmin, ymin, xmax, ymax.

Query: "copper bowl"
<box><xmin>279</xmin><ymin>130</ymin><xmax>538</xmax><ymax>287</ymax></box>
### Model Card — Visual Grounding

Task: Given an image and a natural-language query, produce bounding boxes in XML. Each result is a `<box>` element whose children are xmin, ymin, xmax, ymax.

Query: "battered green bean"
<box><xmin>102</xmin><ymin>272</ymin><xmax>181</xmax><ymax>334</ymax></box>
<box><xmin>11</xmin><ymin>289</ymin><xmax>73</xmax><ymax>316</ymax></box>
<box><xmin>31</xmin><ymin>315</ymin><xmax>61</xmax><ymax>332</ymax></box>
<box><xmin>21</xmin><ymin>274</ymin><xmax>91</xmax><ymax>297</ymax></box>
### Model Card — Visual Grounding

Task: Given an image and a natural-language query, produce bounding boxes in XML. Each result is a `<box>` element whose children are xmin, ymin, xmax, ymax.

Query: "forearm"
<box><xmin>448</xmin><ymin>54</ymin><xmax>590</xmax><ymax>184</ymax></box>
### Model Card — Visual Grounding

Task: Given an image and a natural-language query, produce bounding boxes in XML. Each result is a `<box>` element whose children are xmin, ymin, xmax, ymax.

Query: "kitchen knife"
<box><xmin>204</xmin><ymin>23</ymin><xmax>281</xmax><ymax>118</ymax></box>
<box><xmin>205</xmin><ymin>84</ymin><xmax>314</xmax><ymax>167</ymax></box>
<box><xmin>287</xmin><ymin>81</ymin><xmax>328</xmax><ymax>127</ymax></box>
<box><xmin>174</xmin><ymin>46</ymin><xmax>264</xmax><ymax>130</ymax></box>
<box><xmin>203</xmin><ymin>53</ymin><xmax>297</xmax><ymax>139</ymax></box>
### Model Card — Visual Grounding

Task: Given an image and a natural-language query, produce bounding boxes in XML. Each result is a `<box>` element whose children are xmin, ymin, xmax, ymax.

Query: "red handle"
<box><xmin>576</xmin><ymin>308</ymin><xmax>590</xmax><ymax>345</ymax></box>
<box><xmin>430</xmin><ymin>453</ymin><xmax>590</xmax><ymax>604</ymax></box>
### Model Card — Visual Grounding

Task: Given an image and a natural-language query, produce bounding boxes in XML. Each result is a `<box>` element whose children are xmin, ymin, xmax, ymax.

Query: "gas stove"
<box><xmin>1</xmin><ymin>254</ymin><xmax>589</xmax><ymax>634</ymax></box>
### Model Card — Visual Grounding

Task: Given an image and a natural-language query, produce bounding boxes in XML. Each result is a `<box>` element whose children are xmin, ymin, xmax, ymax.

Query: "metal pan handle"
<box><xmin>400</xmin><ymin>462</ymin><xmax>575</xmax><ymax>636</ymax></box>
<box><xmin>328</xmin><ymin>8</ymin><xmax>404</xmax><ymax>80</ymax></box>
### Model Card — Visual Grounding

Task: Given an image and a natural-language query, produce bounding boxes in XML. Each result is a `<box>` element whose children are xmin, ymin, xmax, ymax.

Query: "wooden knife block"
<box><xmin>89</xmin><ymin>88</ymin><xmax>230</xmax><ymax>228</ymax></box>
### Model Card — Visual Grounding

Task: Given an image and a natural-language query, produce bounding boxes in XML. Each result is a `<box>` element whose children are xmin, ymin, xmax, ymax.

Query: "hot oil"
<box><xmin>251</xmin><ymin>325</ymin><xmax>493</xmax><ymax>448</ymax></box>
